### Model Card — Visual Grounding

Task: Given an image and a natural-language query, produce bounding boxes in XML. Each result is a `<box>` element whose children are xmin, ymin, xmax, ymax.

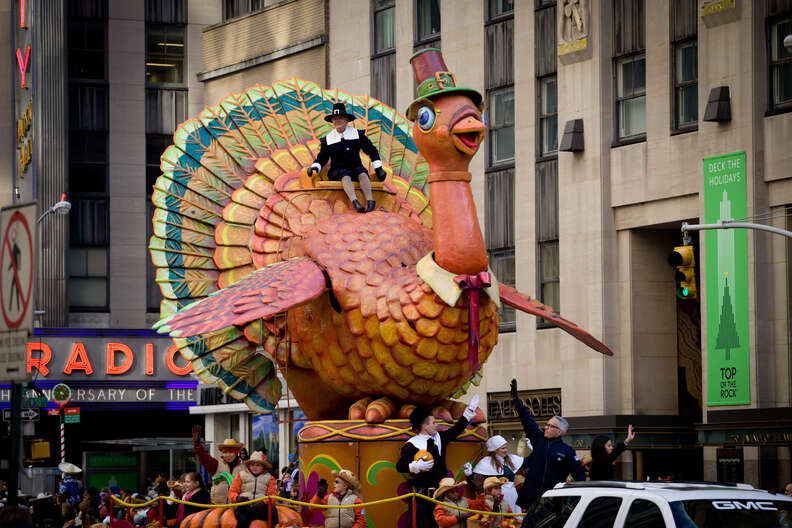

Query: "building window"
<box><xmin>146</xmin><ymin>9</ymin><xmax>187</xmax><ymax>312</ymax></box>
<box><xmin>68</xmin><ymin>20</ymin><xmax>106</xmax><ymax>80</ymax></box>
<box><xmin>146</xmin><ymin>0</ymin><xmax>187</xmax><ymax>24</ymax></box>
<box><xmin>371</xmin><ymin>0</ymin><xmax>396</xmax><ymax>106</ymax></box>
<box><xmin>146</xmin><ymin>24</ymin><xmax>185</xmax><ymax>85</ymax></box>
<box><xmin>415</xmin><ymin>0</ymin><xmax>440</xmax><ymax>44</ymax></box>
<box><xmin>487</xmin><ymin>0</ymin><xmax>514</xmax><ymax>21</ymax></box>
<box><xmin>222</xmin><ymin>0</ymin><xmax>263</xmax><ymax>21</ymax></box>
<box><xmin>487</xmin><ymin>87</ymin><xmax>515</xmax><ymax>166</ymax></box>
<box><xmin>673</xmin><ymin>40</ymin><xmax>697</xmax><ymax>129</ymax></box>
<box><xmin>373</xmin><ymin>0</ymin><xmax>396</xmax><ymax>54</ymax></box>
<box><xmin>538</xmin><ymin>75</ymin><xmax>557</xmax><ymax>156</ymax></box>
<box><xmin>770</xmin><ymin>16</ymin><xmax>792</xmax><ymax>111</ymax></box>
<box><xmin>615</xmin><ymin>53</ymin><xmax>646</xmax><ymax>140</ymax></box>
<box><xmin>485</xmin><ymin>169</ymin><xmax>515</xmax><ymax>331</ymax></box>
<box><xmin>536</xmin><ymin>160</ymin><xmax>559</xmax><ymax>324</ymax></box>
<box><xmin>68</xmin><ymin>2</ymin><xmax>109</xmax><ymax>311</ymax></box>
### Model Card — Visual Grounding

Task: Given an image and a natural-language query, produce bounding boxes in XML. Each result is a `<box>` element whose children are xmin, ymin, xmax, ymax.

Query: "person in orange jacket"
<box><xmin>227</xmin><ymin>451</ymin><xmax>279</xmax><ymax>528</ymax></box>
<box><xmin>309</xmin><ymin>469</ymin><xmax>365</xmax><ymax>528</ymax></box>
<box><xmin>432</xmin><ymin>478</ymin><xmax>473</xmax><ymax>528</ymax></box>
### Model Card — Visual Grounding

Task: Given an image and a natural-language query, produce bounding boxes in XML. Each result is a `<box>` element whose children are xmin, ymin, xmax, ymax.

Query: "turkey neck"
<box><xmin>428</xmin><ymin>170</ymin><xmax>488</xmax><ymax>275</ymax></box>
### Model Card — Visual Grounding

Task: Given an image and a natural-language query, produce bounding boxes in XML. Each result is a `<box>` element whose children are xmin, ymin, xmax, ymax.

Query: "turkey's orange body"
<box><xmin>287</xmin><ymin>210</ymin><xmax>499</xmax><ymax>406</ymax></box>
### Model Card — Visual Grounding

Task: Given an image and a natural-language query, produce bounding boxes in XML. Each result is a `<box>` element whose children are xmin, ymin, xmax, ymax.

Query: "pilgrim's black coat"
<box><xmin>313</xmin><ymin>128</ymin><xmax>382</xmax><ymax>181</ymax></box>
<box><xmin>395</xmin><ymin>416</ymin><xmax>470</xmax><ymax>490</ymax></box>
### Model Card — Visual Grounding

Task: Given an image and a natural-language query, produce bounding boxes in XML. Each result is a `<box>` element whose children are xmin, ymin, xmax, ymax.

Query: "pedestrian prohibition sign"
<box><xmin>0</xmin><ymin>206</ymin><xmax>35</xmax><ymax>331</ymax></box>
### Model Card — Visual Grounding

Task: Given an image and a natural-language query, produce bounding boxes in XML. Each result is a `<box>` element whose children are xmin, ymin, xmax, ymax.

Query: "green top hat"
<box><xmin>406</xmin><ymin>48</ymin><xmax>483</xmax><ymax>121</ymax></box>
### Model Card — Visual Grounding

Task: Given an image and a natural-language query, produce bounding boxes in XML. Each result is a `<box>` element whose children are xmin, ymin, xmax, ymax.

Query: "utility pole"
<box><xmin>8</xmin><ymin>383</ymin><xmax>22</xmax><ymax>506</ymax></box>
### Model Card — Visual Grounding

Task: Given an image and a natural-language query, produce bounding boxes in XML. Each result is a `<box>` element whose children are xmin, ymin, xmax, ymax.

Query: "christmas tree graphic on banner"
<box><xmin>716</xmin><ymin>274</ymin><xmax>739</xmax><ymax>360</ymax></box>
<box><xmin>715</xmin><ymin>190</ymin><xmax>739</xmax><ymax>361</ymax></box>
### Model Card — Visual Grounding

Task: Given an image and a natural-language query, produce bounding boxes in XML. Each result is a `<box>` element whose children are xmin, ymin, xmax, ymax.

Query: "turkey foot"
<box><xmin>348</xmin><ymin>397</ymin><xmax>486</xmax><ymax>424</ymax></box>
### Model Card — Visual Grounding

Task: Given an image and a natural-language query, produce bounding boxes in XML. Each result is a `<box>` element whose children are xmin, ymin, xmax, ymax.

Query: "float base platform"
<box><xmin>298</xmin><ymin>419</ymin><xmax>487</xmax><ymax>528</ymax></box>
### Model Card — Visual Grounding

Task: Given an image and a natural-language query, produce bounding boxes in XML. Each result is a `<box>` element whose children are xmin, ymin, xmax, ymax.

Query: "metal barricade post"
<box><xmin>412</xmin><ymin>493</ymin><xmax>416</xmax><ymax>528</ymax></box>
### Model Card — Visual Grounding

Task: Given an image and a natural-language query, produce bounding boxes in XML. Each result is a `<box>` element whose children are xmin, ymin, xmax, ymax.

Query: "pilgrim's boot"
<box><xmin>352</xmin><ymin>199</ymin><xmax>365</xmax><ymax>213</ymax></box>
<box><xmin>365</xmin><ymin>200</ymin><xmax>376</xmax><ymax>213</ymax></box>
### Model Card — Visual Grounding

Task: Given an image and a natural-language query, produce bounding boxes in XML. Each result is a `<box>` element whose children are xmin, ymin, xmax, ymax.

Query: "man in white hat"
<box><xmin>309</xmin><ymin>469</ymin><xmax>364</xmax><ymax>528</ymax></box>
<box><xmin>228</xmin><ymin>451</ymin><xmax>278</xmax><ymax>528</ymax></box>
<box><xmin>192</xmin><ymin>425</ymin><xmax>245</xmax><ymax>504</ymax></box>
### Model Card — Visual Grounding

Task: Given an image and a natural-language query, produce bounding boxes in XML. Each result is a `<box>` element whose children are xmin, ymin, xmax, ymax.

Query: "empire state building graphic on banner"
<box><xmin>715</xmin><ymin>190</ymin><xmax>739</xmax><ymax>361</ymax></box>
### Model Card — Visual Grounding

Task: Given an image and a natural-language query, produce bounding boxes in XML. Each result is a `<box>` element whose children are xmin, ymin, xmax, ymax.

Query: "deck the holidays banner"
<box><xmin>703</xmin><ymin>151</ymin><xmax>750</xmax><ymax>406</ymax></box>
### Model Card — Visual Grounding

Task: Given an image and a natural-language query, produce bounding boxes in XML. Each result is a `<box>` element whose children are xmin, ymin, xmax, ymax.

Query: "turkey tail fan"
<box><xmin>150</xmin><ymin>77</ymin><xmax>431</xmax><ymax>412</ymax></box>
<box><xmin>173</xmin><ymin>327</ymin><xmax>282</xmax><ymax>413</ymax></box>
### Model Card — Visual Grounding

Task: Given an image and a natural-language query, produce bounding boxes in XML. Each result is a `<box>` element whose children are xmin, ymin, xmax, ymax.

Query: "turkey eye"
<box><xmin>417</xmin><ymin>106</ymin><xmax>436</xmax><ymax>130</ymax></box>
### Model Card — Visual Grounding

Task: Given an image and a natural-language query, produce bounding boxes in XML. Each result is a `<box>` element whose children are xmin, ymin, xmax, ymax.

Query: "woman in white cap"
<box><xmin>471</xmin><ymin>435</ymin><xmax>529</xmax><ymax>514</ymax></box>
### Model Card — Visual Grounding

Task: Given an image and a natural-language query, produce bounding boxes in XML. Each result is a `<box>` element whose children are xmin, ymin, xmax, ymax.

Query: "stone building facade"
<box><xmin>324</xmin><ymin>0</ymin><xmax>792</xmax><ymax>490</ymax></box>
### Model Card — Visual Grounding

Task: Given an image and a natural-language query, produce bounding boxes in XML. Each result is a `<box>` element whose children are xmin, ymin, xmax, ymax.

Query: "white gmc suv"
<box><xmin>520</xmin><ymin>481</ymin><xmax>792</xmax><ymax>528</ymax></box>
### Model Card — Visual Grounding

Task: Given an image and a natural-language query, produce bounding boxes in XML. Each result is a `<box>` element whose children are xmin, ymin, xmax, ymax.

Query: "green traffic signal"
<box><xmin>669</xmin><ymin>245</ymin><xmax>697</xmax><ymax>300</ymax></box>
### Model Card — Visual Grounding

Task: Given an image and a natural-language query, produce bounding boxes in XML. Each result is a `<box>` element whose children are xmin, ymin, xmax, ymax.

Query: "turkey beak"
<box><xmin>451</xmin><ymin>115</ymin><xmax>486</xmax><ymax>156</ymax></box>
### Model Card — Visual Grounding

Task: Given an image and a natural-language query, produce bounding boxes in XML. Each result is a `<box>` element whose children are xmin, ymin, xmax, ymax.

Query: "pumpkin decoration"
<box><xmin>179</xmin><ymin>505</ymin><xmax>302</xmax><ymax>528</ymax></box>
<box><xmin>414</xmin><ymin>450</ymin><xmax>434</xmax><ymax>463</ymax></box>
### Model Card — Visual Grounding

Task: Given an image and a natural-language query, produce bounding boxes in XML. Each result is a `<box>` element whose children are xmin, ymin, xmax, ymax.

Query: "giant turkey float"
<box><xmin>151</xmin><ymin>49</ymin><xmax>612</xmax><ymax>528</ymax></box>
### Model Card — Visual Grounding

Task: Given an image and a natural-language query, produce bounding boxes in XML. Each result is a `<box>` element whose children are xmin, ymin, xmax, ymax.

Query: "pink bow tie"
<box><xmin>453</xmin><ymin>272</ymin><xmax>492</xmax><ymax>375</ymax></box>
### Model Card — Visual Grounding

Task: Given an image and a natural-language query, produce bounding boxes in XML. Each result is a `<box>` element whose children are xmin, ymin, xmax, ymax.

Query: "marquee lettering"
<box><xmin>27</xmin><ymin>342</ymin><xmax>52</xmax><ymax>376</ymax></box>
<box><xmin>15</xmin><ymin>45</ymin><xmax>30</xmax><ymax>89</ymax></box>
<box><xmin>24</xmin><ymin>340</ymin><xmax>191</xmax><ymax>379</ymax></box>
<box><xmin>106</xmin><ymin>342</ymin><xmax>134</xmax><ymax>375</ymax></box>
<box><xmin>145</xmin><ymin>343</ymin><xmax>155</xmax><ymax>375</ymax></box>
<box><xmin>64</xmin><ymin>342</ymin><xmax>94</xmax><ymax>375</ymax></box>
<box><xmin>166</xmin><ymin>344</ymin><xmax>192</xmax><ymax>376</ymax></box>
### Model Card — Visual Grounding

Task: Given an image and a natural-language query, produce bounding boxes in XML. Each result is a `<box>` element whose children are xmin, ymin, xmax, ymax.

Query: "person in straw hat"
<box><xmin>57</xmin><ymin>462</ymin><xmax>83</xmax><ymax>507</ymax></box>
<box><xmin>472</xmin><ymin>477</ymin><xmax>518</xmax><ymax>528</ymax></box>
<box><xmin>192</xmin><ymin>425</ymin><xmax>245</xmax><ymax>504</ymax></box>
<box><xmin>432</xmin><ymin>478</ymin><xmax>473</xmax><ymax>528</ymax></box>
<box><xmin>309</xmin><ymin>468</ymin><xmax>365</xmax><ymax>528</ymax></box>
<box><xmin>307</xmin><ymin>102</ymin><xmax>387</xmax><ymax>213</ymax></box>
<box><xmin>228</xmin><ymin>451</ymin><xmax>278</xmax><ymax>528</ymax></box>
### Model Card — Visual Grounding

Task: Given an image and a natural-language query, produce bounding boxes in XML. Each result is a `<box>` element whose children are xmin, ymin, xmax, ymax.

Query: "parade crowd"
<box><xmin>2</xmin><ymin>383</ymin><xmax>791</xmax><ymax>528</ymax></box>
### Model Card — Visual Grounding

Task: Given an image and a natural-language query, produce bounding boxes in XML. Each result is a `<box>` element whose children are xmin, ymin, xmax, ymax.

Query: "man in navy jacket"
<box><xmin>511</xmin><ymin>379</ymin><xmax>585</xmax><ymax>511</ymax></box>
<box><xmin>308</xmin><ymin>102</ymin><xmax>386</xmax><ymax>213</ymax></box>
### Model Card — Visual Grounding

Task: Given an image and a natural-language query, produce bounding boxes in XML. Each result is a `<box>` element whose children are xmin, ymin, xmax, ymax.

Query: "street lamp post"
<box><xmin>8</xmin><ymin>196</ymin><xmax>71</xmax><ymax>506</ymax></box>
<box><xmin>34</xmin><ymin>196</ymin><xmax>70</xmax><ymax>319</ymax></box>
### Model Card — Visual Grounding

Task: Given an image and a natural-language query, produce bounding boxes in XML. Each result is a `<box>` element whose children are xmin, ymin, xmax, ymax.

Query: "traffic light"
<box><xmin>668</xmin><ymin>245</ymin><xmax>697</xmax><ymax>299</ymax></box>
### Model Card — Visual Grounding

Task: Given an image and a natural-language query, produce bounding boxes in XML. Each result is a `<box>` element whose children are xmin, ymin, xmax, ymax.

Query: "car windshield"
<box><xmin>670</xmin><ymin>499</ymin><xmax>792</xmax><ymax>528</ymax></box>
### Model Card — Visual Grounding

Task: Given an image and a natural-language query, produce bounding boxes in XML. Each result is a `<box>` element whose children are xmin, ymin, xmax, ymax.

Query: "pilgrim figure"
<box><xmin>396</xmin><ymin>394</ymin><xmax>480</xmax><ymax>528</ymax></box>
<box><xmin>308</xmin><ymin>102</ymin><xmax>387</xmax><ymax>213</ymax></box>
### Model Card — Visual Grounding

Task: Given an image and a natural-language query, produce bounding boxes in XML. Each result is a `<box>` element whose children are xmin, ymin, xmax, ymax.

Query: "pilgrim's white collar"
<box><xmin>407</xmin><ymin>432</ymin><xmax>442</xmax><ymax>452</ymax></box>
<box><xmin>416</xmin><ymin>252</ymin><xmax>501</xmax><ymax>309</ymax></box>
<box><xmin>326</xmin><ymin>127</ymin><xmax>359</xmax><ymax>145</ymax></box>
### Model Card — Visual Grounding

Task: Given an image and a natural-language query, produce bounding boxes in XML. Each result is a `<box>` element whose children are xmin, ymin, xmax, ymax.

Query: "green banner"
<box><xmin>703</xmin><ymin>151</ymin><xmax>750</xmax><ymax>406</ymax></box>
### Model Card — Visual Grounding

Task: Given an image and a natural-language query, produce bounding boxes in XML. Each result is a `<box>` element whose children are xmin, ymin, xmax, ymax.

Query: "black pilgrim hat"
<box><xmin>324</xmin><ymin>102</ymin><xmax>356</xmax><ymax>123</ymax></box>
